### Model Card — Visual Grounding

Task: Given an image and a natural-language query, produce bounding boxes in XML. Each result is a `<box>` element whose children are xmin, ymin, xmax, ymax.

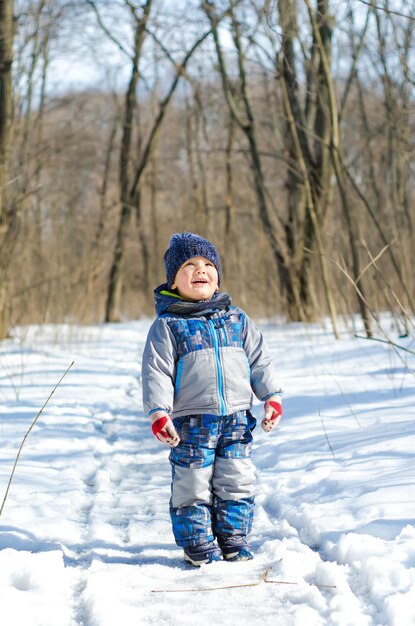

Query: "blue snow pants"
<box><xmin>169</xmin><ymin>411</ymin><xmax>256</xmax><ymax>547</ymax></box>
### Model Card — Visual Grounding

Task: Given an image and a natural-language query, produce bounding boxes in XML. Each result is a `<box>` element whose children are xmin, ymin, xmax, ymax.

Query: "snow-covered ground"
<box><xmin>0</xmin><ymin>318</ymin><xmax>414</xmax><ymax>626</ymax></box>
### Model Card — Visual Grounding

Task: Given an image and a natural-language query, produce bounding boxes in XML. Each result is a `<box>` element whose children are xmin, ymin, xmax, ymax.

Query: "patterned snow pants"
<box><xmin>169</xmin><ymin>411</ymin><xmax>256</xmax><ymax>547</ymax></box>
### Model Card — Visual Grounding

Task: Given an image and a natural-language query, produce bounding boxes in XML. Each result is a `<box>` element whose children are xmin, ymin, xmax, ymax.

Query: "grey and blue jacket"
<box><xmin>142</xmin><ymin>285</ymin><xmax>282</xmax><ymax>419</ymax></box>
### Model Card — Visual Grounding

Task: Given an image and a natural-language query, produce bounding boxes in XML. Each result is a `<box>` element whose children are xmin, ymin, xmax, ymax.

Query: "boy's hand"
<box><xmin>262</xmin><ymin>397</ymin><xmax>282</xmax><ymax>432</ymax></box>
<box><xmin>151</xmin><ymin>411</ymin><xmax>180</xmax><ymax>447</ymax></box>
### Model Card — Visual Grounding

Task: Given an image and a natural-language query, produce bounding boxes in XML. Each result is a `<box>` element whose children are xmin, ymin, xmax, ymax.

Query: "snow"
<box><xmin>0</xmin><ymin>319</ymin><xmax>414</xmax><ymax>626</ymax></box>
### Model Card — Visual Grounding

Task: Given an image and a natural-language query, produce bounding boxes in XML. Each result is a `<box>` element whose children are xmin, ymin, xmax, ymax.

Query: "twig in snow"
<box><xmin>0</xmin><ymin>361</ymin><xmax>75</xmax><ymax>517</ymax></box>
<box><xmin>319</xmin><ymin>407</ymin><xmax>336</xmax><ymax>460</ymax></box>
<box><xmin>151</xmin><ymin>581</ymin><xmax>262</xmax><ymax>593</ymax></box>
<box><xmin>265</xmin><ymin>579</ymin><xmax>336</xmax><ymax>589</ymax></box>
<box><xmin>150</xmin><ymin>568</ymin><xmax>336</xmax><ymax>593</ymax></box>
<box><xmin>151</xmin><ymin>568</ymin><xmax>271</xmax><ymax>593</ymax></box>
<box><xmin>354</xmin><ymin>334</ymin><xmax>415</xmax><ymax>356</ymax></box>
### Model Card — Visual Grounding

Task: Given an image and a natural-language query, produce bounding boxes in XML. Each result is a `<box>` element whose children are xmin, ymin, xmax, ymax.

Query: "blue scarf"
<box><xmin>154</xmin><ymin>283</ymin><xmax>232</xmax><ymax>317</ymax></box>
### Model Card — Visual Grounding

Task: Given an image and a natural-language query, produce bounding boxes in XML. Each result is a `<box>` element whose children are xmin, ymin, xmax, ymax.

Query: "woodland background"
<box><xmin>0</xmin><ymin>0</ymin><xmax>414</xmax><ymax>339</ymax></box>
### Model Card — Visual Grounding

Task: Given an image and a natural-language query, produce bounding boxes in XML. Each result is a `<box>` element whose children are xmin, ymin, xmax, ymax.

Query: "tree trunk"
<box><xmin>0</xmin><ymin>0</ymin><xmax>13</xmax><ymax>221</ymax></box>
<box><xmin>0</xmin><ymin>0</ymin><xmax>15</xmax><ymax>339</ymax></box>
<box><xmin>105</xmin><ymin>4</ymin><xmax>211</xmax><ymax>321</ymax></box>
<box><xmin>278</xmin><ymin>0</ymin><xmax>338</xmax><ymax>329</ymax></box>
<box><xmin>203</xmin><ymin>1</ymin><xmax>290</xmax><ymax>309</ymax></box>
<box><xmin>304</xmin><ymin>0</ymin><xmax>372</xmax><ymax>336</ymax></box>
<box><xmin>105</xmin><ymin>0</ymin><xmax>153</xmax><ymax>322</ymax></box>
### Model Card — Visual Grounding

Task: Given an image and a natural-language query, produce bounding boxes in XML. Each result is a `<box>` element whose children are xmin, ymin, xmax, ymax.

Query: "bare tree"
<box><xmin>276</xmin><ymin>0</ymin><xmax>339</xmax><ymax>333</ymax></box>
<box><xmin>0</xmin><ymin>0</ymin><xmax>413</xmax><ymax>333</ymax></box>
<box><xmin>104</xmin><ymin>3</ymin><xmax>214</xmax><ymax>321</ymax></box>
<box><xmin>0</xmin><ymin>0</ymin><xmax>16</xmax><ymax>338</ymax></box>
<box><xmin>202</xmin><ymin>1</ymin><xmax>339</xmax><ymax>333</ymax></box>
<box><xmin>203</xmin><ymin>1</ymin><xmax>290</xmax><ymax>300</ymax></box>
<box><xmin>104</xmin><ymin>0</ymin><xmax>153</xmax><ymax>322</ymax></box>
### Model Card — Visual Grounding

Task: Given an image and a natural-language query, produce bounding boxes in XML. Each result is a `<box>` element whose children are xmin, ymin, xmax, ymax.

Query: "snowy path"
<box><xmin>0</xmin><ymin>321</ymin><xmax>414</xmax><ymax>626</ymax></box>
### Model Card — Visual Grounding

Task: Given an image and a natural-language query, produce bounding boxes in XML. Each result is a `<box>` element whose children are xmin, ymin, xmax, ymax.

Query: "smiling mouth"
<box><xmin>192</xmin><ymin>280</ymin><xmax>208</xmax><ymax>285</ymax></box>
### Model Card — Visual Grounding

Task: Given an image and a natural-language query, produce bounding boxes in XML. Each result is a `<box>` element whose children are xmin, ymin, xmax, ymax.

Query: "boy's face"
<box><xmin>171</xmin><ymin>256</ymin><xmax>218</xmax><ymax>301</ymax></box>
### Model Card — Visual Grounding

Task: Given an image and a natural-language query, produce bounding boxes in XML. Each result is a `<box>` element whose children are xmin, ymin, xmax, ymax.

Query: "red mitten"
<box><xmin>151</xmin><ymin>411</ymin><xmax>180</xmax><ymax>447</ymax></box>
<box><xmin>262</xmin><ymin>397</ymin><xmax>282</xmax><ymax>432</ymax></box>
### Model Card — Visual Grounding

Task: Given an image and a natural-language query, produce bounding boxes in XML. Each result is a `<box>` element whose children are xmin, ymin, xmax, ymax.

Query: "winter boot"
<box><xmin>218</xmin><ymin>536</ymin><xmax>254</xmax><ymax>561</ymax></box>
<box><xmin>183</xmin><ymin>541</ymin><xmax>222</xmax><ymax>566</ymax></box>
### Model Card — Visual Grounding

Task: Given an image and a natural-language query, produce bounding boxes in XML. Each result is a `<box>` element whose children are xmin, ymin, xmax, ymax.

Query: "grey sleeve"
<box><xmin>242</xmin><ymin>314</ymin><xmax>282</xmax><ymax>401</ymax></box>
<box><xmin>142</xmin><ymin>318</ymin><xmax>177</xmax><ymax>415</ymax></box>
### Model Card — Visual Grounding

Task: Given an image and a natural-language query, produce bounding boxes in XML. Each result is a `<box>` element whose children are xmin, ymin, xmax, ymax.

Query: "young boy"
<box><xmin>142</xmin><ymin>232</ymin><xmax>282</xmax><ymax>566</ymax></box>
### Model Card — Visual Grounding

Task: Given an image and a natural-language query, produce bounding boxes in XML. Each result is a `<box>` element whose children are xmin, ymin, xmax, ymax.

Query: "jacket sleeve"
<box><xmin>142</xmin><ymin>317</ymin><xmax>177</xmax><ymax>415</ymax></box>
<box><xmin>242</xmin><ymin>313</ymin><xmax>282</xmax><ymax>401</ymax></box>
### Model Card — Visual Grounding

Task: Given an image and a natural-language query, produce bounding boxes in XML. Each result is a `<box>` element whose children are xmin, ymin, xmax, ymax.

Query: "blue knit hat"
<box><xmin>164</xmin><ymin>232</ymin><xmax>221</xmax><ymax>288</ymax></box>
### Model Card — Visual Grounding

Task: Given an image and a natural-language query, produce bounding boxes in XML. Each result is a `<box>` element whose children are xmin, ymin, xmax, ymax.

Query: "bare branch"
<box><xmin>128</xmin><ymin>27</ymin><xmax>212</xmax><ymax>199</ymax></box>
<box><xmin>356</xmin><ymin>236</ymin><xmax>396</xmax><ymax>284</ymax></box>
<box><xmin>151</xmin><ymin>568</ymin><xmax>336</xmax><ymax>592</ymax></box>
<box><xmin>354</xmin><ymin>334</ymin><xmax>415</xmax><ymax>355</ymax></box>
<box><xmin>357</xmin><ymin>0</ymin><xmax>415</xmax><ymax>21</ymax></box>
<box><xmin>0</xmin><ymin>361</ymin><xmax>75</xmax><ymax>517</ymax></box>
<box><xmin>86</xmin><ymin>0</ymin><xmax>133</xmax><ymax>60</ymax></box>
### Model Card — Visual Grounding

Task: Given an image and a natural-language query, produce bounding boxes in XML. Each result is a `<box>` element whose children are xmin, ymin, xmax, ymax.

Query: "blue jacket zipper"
<box><xmin>208</xmin><ymin>319</ymin><xmax>227</xmax><ymax>416</ymax></box>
